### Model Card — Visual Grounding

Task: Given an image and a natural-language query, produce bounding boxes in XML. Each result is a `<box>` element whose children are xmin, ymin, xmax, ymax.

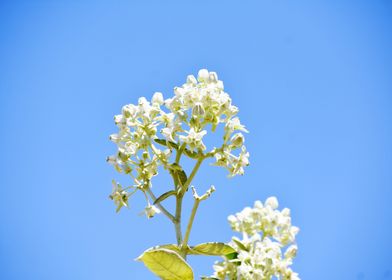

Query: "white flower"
<box><xmin>265</xmin><ymin>196</ymin><xmax>279</xmax><ymax>209</ymax></box>
<box><xmin>229</xmin><ymin>146</ymin><xmax>250</xmax><ymax>177</ymax></box>
<box><xmin>143</xmin><ymin>204</ymin><xmax>161</xmax><ymax>218</ymax></box>
<box><xmin>224</xmin><ymin>117</ymin><xmax>248</xmax><ymax>142</ymax></box>
<box><xmin>151</xmin><ymin>92</ymin><xmax>164</xmax><ymax>105</ymax></box>
<box><xmin>179</xmin><ymin>128</ymin><xmax>207</xmax><ymax>151</ymax></box>
<box><xmin>109</xmin><ymin>181</ymin><xmax>129</xmax><ymax>213</ymax></box>
<box><xmin>161</xmin><ymin>126</ymin><xmax>176</xmax><ymax>142</ymax></box>
<box><xmin>284</xmin><ymin>245</ymin><xmax>298</xmax><ymax>260</ymax></box>
<box><xmin>122</xmin><ymin>104</ymin><xmax>138</xmax><ymax>119</ymax></box>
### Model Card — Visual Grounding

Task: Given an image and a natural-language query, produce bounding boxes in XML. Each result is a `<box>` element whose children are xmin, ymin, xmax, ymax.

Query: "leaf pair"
<box><xmin>137</xmin><ymin>243</ymin><xmax>235</xmax><ymax>280</ymax></box>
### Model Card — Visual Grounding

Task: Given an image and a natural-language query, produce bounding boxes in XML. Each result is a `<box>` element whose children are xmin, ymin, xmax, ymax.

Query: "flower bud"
<box><xmin>122</xmin><ymin>104</ymin><xmax>137</xmax><ymax>118</ymax></box>
<box><xmin>109</xmin><ymin>134</ymin><xmax>120</xmax><ymax>143</ymax></box>
<box><xmin>209</xmin><ymin>72</ymin><xmax>218</xmax><ymax>83</ymax></box>
<box><xmin>152</xmin><ymin>92</ymin><xmax>164</xmax><ymax>105</ymax></box>
<box><xmin>230</xmin><ymin>133</ymin><xmax>245</xmax><ymax>148</ymax></box>
<box><xmin>142</xmin><ymin>151</ymin><xmax>150</xmax><ymax>160</ymax></box>
<box><xmin>281</xmin><ymin>208</ymin><xmax>291</xmax><ymax>216</ymax></box>
<box><xmin>174</xmin><ymin>86</ymin><xmax>185</xmax><ymax>97</ymax></box>
<box><xmin>192</xmin><ymin>102</ymin><xmax>205</xmax><ymax>117</ymax></box>
<box><xmin>265</xmin><ymin>196</ymin><xmax>279</xmax><ymax>209</ymax></box>
<box><xmin>186</xmin><ymin>75</ymin><xmax>197</xmax><ymax>85</ymax></box>
<box><xmin>254</xmin><ymin>200</ymin><xmax>263</xmax><ymax>209</ymax></box>
<box><xmin>138</xmin><ymin>97</ymin><xmax>149</xmax><ymax>105</ymax></box>
<box><xmin>198</xmin><ymin>69</ymin><xmax>209</xmax><ymax>82</ymax></box>
<box><xmin>284</xmin><ymin>245</ymin><xmax>298</xmax><ymax>259</ymax></box>
<box><xmin>106</xmin><ymin>155</ymin><xmax>117</xmax><ymax>165</ymax></box>
<box><xmin>228</xmin><ymin>215</ymin><xmax>237</xmax><ymax>225</ymax></box>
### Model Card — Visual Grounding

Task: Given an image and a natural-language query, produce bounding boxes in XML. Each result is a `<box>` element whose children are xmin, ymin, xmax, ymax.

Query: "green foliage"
<box><xmin>190</xmin><ymin>242</ymin><xmax>235</xmax><ymax>256</ymax></box>
<box><xmin>137</xmin><ymin>248</ymin><xmax>194</xmax><ymax>280</ymax></box>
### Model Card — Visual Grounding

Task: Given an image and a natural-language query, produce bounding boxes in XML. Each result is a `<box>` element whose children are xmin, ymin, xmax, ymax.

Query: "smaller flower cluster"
<box><xmin>166</xmin><ymin>70</ymin><xmax>249</xmax><ymax>176</ymax></box>
<box><xmin>211</xmin><ymin>197</ymin><xmax>300</xmax><ymax>280</ymax></box>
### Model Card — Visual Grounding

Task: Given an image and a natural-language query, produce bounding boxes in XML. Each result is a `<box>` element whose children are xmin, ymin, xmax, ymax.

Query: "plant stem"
<box><xmin>182</xmin><ymin>197</ymin><xmax>200</xmax><ymax>251</ymax></box>
<box><xmin>171</xmin><ymin>148</ymin><xmax>205</xmax><ymax>255</ymax></box>
<box><xmin>175</xmin><ymin>143</ymin><xmax>186</xmax><ymax>164</ymax></box>
<box><xmin>174</xmin><ymin>197</ymin><xmax>183</xmax><ymax>246</ymax></box>
<box><xmin>181</xmin><ymin>155</ymin><xmax>204</xmax><ymax>196</ymax></box>
<box><xmin>173</xmin><ymin>144</ymin><xmax>186</xmax><ymax>246</ymax></box>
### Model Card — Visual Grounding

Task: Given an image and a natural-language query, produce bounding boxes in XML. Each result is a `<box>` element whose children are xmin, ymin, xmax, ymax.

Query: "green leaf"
<box><xmin>201</xmin><ymin>277</ymin><xmax>219</xmax><ymax>280</ymax></box>
<box><xmin>232</xmin><ymin>237</ymin><xmax>247</xmax><ymax>251</ymax></box>
<box><xmin>189</xmin><ymin>242</ymin><xmax>235</xmax><ymax>256</ymax></box>
<box><xmin>169</xmin><ymin>163</ymin><xmax>188</xmax><ymax>193</ymax></box>
<box><xmin>137</xmin><ymin>248</ymin><xmax>194</xmax><ymax>280</ymax></box>
<box><xmin>154</xmin><ymin>138</ymin><xmax>179</xmax><ymax>149</ymax></box>
<box><xmin>184</xmin><ymin>149</ymin><xmax>199</xmax><ymax>159</ymax></box>
<box><xmin>177</xmin><ymin>169</ymin><xmax>188</xmax><ymax>188</ymax></box>
<box><xmin>225</xmin><ymin>252</ymin><xmax>238</xmax><ymax>260</ymax></box>
<box><xmin>154</xmin><ymin>244</ymin><xmax>193</xmax><ymax>255</ymax></box>
<box><xmin>169</xmin><ymin>163</ymin><xmax>183</xmax><ymax>171</ymax></box>
<box><xmin>154</xmin><ymin>244</ymin><xmax>181</xmax><ymax>254</ymax></box>
<box><xmin>154</xmin><ymin>190</ymin><xmax>177</xmax><ymax>205</ymax></box>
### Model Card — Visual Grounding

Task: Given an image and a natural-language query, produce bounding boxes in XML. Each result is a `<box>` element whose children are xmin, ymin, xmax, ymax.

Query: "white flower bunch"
<box><xmin>107</xmin><ymin>69</ymin><xmax>249</xmax><ymax>215</ymax></box>
<box><xmin>107</xmin><ymin>69</ymin><xmax>300</xmax><ymax>280</ymax></box>
<box><xmin>211</xmin><ymin>197</ymin><xmax>300</xmax><ymax>280</ymax></box>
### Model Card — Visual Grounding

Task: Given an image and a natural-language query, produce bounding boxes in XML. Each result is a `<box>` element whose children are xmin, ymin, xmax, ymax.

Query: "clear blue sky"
<box><xmin>0</xmin><ymin>1</ymin><xmax>391</xmax><ymax>279</ymax></box>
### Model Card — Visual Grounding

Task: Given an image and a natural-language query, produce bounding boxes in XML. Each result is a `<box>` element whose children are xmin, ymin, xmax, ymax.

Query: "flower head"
<box><xmin>108</xmin><ymin>69</ymin><xmax>250</xmax><ymax>214</ymax></box>
<box><xmin>211</xmin><ymin>197</ymin><xmax>300</xmax><ymax>280</ymax></box>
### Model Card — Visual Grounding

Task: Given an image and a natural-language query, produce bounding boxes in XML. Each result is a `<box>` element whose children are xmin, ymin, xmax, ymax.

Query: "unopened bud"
<box><xmin>198</xmin><ymin>69</ymin><xmax>209</xmax><ymax>82</ymax></box>
<box><xmin>152</xmin><ymin>92</ymin><xmax>164</xmax><ymax>105</ymax></box>
<box><xmin>192</xmin><ymin>102</ymin><xmax>205</xmax><ymax>117</ymax></box>
<box><xmin>230</xmin><ymin>133</ymin><xmax>245</xmax><ymax>148</ymax></box>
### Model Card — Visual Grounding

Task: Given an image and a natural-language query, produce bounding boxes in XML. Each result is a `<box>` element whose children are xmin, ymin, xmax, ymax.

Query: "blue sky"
<box><xmin>0</xmin><ymin>0</ymin><xmax>391</xmax><ymax>279</ymax></box>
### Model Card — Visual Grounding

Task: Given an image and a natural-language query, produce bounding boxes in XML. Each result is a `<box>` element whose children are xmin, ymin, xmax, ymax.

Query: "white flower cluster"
<box><xmin>107</xmin><ymin>69</ymin><xmax>249</xmax><ymax>214</ymax></box>
<box><xmin>211</xmin><ymin>197</ymin><xmax>300</xmax><ymax>280</ymax></box>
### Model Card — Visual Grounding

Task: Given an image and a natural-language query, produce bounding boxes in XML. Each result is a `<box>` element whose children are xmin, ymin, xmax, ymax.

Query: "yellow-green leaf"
<box><xmin>184</xmin><ymin>149</ymin><xmax>198</xmax><ymax>159</ymax></box>
<box><xmin>232</xmin><ymin>237</ymin><xmax>248</xmax><ymax>251</ymax></box>
<box><xmin>154</xmin><ymin>138</ymin><xmax>179</xmax><ymax>149</ymax></box>
<box><xmin>137</xmin><ymin>248</ymin><xmax>194</xmax><ymax>280</ymax></box>
<box><xmin>154</xmin><ymin>244</ymin><xmax>181</xmax><ymax>254</ymax></box>
<box><xmin>189</xmin><ymin>242</ymin><xmax>235</xmax><ymax>256</ymax></box>
<box><xmin>153</xmin><ymin>190</ymin><xmax>177</xmax><ymax>205</ymax></box>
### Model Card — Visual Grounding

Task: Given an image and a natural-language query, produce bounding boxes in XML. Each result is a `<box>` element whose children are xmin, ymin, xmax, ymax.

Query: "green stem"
<box><xmin>173</xmin><ymin>144</ymin><xmax>186</xmax><ymax>246</ymax></box>
<box><xmin>174</xmin><ymin>198</ymin><xmax>183</xmax><ymax>246</ymax></box>
<box><xmin>181</xmin><ymin>155</ymin><xmax>204</xmax><ymax>196</ymax></box>
<box><xmin>175</xmin><ymin>143</ymin><xmax>186</xmax><ymax>164</ymax></box>
<box><xmin>182</xmin><ymin>198</ymin><xmax>200</xmax><ymax>251</ymax></box>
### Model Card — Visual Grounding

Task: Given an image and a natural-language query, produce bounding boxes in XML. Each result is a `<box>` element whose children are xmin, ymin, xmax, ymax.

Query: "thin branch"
<box><xmin>182</xmin><ymin>186</ymin><xmax>215</xmax><ymax>252</ymax></box>
<box><xmin>146</xmin><ymin>188</ymin><xmax>176</xmax><ymax>223</ymax></box>
<box><xmin>175</xmin><ymin>143</ymin><xmax>186</xmax><ymax>164</ymax></box>
<box><xmin>182</xmin><ymin>197</ymin><xmax>200</xmax><ymax>250</ymax></box>
<box><xmin>180</xmin><ymin>155</ymin><xmax>204</xmax><ymax>196</ymax></box>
